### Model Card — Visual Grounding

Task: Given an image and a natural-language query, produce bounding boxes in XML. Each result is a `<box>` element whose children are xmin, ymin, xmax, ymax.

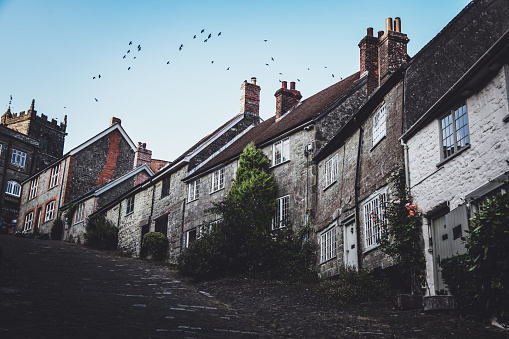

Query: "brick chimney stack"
<box><xmin>240</xmin><ymin>77</ymin><xmax>261</xmax><ymax>116</ymax></box>
<box><xmin>134</xmin><ymin>141</ymin><xmax>152</xmax><ymax>168</ymax></box>
<box><xmin>275</xmin><ymin>81</ymin><xmax>302</xmax><ymax>119</ymax></box>
<box><xmin>359</xmin><ymin>17</ymin><xmax>409</xmax><ymax>96</ymax></box>
<box><xmin>110</xmin><ymin>117</ymin><xmax>122</xmax><ymax>126</ymax></box>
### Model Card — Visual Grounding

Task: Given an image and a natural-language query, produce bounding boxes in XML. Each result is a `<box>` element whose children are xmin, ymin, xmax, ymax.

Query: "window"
<box><xmin>363</xmin><ymin>189</ymin><xmax>387</xmax><ymax>250</ymax></box>
<box><xmin>28</xmin><ymin>177</ymin><xmax>39</xmax><ymax>200</ymax></box>
<box><xmin>126</xmin><ymin>196</ymin><xmax>135</xmax><ymax>215</ymax></box>
<box><xmin>24</xmin><ymin>211</ymin><xmax>34</xmax><ymax>231</ymax></box>
<box><xmin>320</xmin><ymin>225</ymin><xmax>337</xmax><ymax>263</ymax></box>
<box><xmin>73</xmin><ymin>203</ymin><xmax>85</xmax><ymax>224</ymax></box>
<box><xmin>11</xmin><ymin>149</ymin><xmax>26</xmax><ymax>167</ymax></box>
<box><xmin>45</xmin><ymin>201</ymin><xmax>56</xmax><ymax>222</ymax></box>
<box><xmin>272</xmin><ymin>137</ymin><xmax>290</xmax><ymax>165</ymax></box>
<box><xmin>5</xmin><ymin>180</ymin><xmax>21</xmax><ymax>197</ymax></box>
<box><xmin>188</xmin><ymin>179</ymin><xmax>200</xmax><ymax>202</ymax></box>
<box><xmin>186</xmin><ymin>228</ymin><xmax>197</xmax><ymax>248</ymax></box>
<box><xmin>49</xmin><ymin>163</ymin><xmax>61</xmax><ymax>188</ymax></box>
<box><xmin>273</xmin><ymin>195</ymin><xmax>290</xmax><ymax>229</ymax></box>
<box><xmin>325</xmin><ymin>153</ymin><xmax>338</xmax><ymax>188</ymax></box>
<box><xmin>372</xmin><ymin>104</ymin><xmax>386</xmax><ymax>146</ymax></box>
<box><xmin>440</xmin><ymin>103</ymin><xmax>469</xmax><ymax>160</ymax></box>
<box><xmin>161</xmin><ymin>176</ymin><xmax>171</xmax><ymax>198</ymax></box>
<box><xmin>211</xmin><ymin>167</ymin><xmax>225</xmax><ymax>193</ymax></box>
<box><xmin>154</xmin><ymin>214</ymin><xmax>168</xmax><ymax>236</ymax></box>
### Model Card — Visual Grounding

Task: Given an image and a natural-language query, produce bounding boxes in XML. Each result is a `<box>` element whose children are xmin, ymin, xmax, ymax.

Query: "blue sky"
<box><xmin>0</xmin><ymin>0</ymin><xmax>471</xmax><ymax>161</ymax></box>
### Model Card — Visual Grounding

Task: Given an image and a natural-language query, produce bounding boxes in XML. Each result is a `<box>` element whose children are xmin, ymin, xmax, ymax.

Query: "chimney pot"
<box><xmin>282</xmin><ymin>81</ymin><xmax>287</xmax><ymax>89</ymax></box>
<box><xmin>251</xmin><ymin>77</ymin><xmax>257</xmax><ymax>85</ymax></box>
<box><xmin>290</xmin><ymin>82</ymin><xmax>295</xmax><ymax>90</ymax></box>
<box><xmin>378</xmin><ymin>30</ymin><xmax>384</xmax><ymax>38</ymax></box>
<box><xmin>394</xmin><ymin>17</ymin><xmax>401</xmax><ymax>33</ymax></box>
<box><xmin>385</xmin><ymin>17</ymin><xmax>393</xmax><ymax>32</ymax></box>
<box><xmin>142</xmin><ymin>143</ymin><xmax>146</xmax><ymax>149</ymax></box>
<box><xmin>367</xmin><ymin>27</ymin><xmax>373</xmax><ymax>37</ymax></box>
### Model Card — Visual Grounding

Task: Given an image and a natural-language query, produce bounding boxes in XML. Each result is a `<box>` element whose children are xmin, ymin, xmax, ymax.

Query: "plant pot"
<box><xmin>423</xmin><ymin>295</ymin><xmax>457</xmax><ymax>312</ymax></box>
<box><xmin>397</xmin><ymin>294</ymin><xmax>423</xmax><ymax>310</ymax></box>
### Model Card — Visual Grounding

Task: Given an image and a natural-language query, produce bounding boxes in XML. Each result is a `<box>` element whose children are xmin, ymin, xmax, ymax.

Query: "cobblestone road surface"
<box><xmin>0</xmin><ymin>235</ymin><xmax>267</xmax><ymax>338</ymax></box>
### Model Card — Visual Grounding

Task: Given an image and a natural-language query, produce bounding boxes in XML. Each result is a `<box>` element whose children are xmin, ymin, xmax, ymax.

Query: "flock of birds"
<box><xmin>89</xmin><ymin>28</ymin><xmax>341</xmax><ymax>103</ymax></box>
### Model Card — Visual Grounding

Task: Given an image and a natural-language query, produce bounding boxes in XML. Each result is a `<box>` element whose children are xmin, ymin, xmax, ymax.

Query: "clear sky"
<box><xmin>0</xmin><ymin>0</ymin><xmax>471</xmax><ymax>162</ymax></box>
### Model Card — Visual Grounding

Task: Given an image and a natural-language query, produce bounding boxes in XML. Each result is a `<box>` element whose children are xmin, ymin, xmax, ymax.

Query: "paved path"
<box><xmin>0</xmin><ymin>235</ymin><xmax>267</xmax><ymax>338</ymax></box>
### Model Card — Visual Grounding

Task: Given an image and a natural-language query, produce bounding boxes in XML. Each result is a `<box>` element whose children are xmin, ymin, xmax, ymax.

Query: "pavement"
<box><xmin>0</xmin><ymin>235</ymin><xmax>267</xmax><ymax>338</ymax></box>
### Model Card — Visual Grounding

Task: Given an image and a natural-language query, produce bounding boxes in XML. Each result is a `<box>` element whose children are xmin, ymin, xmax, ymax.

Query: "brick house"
<box><xmin>16</xmin><ymin>117</ymin><xmax>137</xmax><ymax>237</ymax></box>
<box><xmin>0</xmin><ymin>100</ymin><xmax>66</xmax><ymax>231</ymax></box>
<box><xmin>313</xmin><ymin>18</ymin><xmax>409</xmax><ymax>278</ymax></box>
<box><xmin>91</xmin><ymin>79</ymin><xmax>263</xmax><ymax>257</ymax></box>
<box><xmin>400</xmin><ymin>0</ymin><xmax>509</xmax><ymax>295</ymax></box>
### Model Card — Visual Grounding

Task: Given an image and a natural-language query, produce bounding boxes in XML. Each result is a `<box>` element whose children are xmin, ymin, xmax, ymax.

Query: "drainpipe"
<box><xmin>401</xmin><ymin>139</ymin><xmax>410</xmax><ymax>191</ymax></box>
<box><xmin>354</xmin><ymin>127</ymin><xmax>364</xmax><ymax>270</ymax></box>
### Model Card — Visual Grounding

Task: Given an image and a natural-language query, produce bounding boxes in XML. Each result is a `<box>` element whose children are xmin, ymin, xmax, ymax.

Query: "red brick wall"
<box><xmin>96</xmin><ymin>130</ymin><xmax>120</xmax><ymax>186</ymax></box>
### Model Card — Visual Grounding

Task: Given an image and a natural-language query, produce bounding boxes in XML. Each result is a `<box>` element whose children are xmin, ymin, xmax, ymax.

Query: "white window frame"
<box><xmin>125</xmin><ymin>196</ymin><xmax>135</xmax><ymax>215</ymax></box>
<box><xmin>372</xmin><ymin>104</ymin><xmax>387</xmax><ymax>146</ymax></box>
<box><xmin>188</xmin><ymin>179</ymin><xmax>200</xmax><ymax>202</ymax></box>
<box><xmin>44</xmin><ymin>200</ymin><xmax>56</xmax><ymax>222</ymax></box>
<box><xmin>440</xmin><ymin>103</ymin><xmax>469</xmax><ymax>161</ymax></box>
<box><xmin>320</xmin><ymin>223</ymin><xmax>337</xmax><ymax>263</ymax></box>
<box><xmin>272</xmin><ymin>137</ymin><xmax>290</xmax><ymax>166</ymax></box>
<box><xmin>49</xmin><ymin>163</ymin><xmax>61</xmax><ymax>188</ymax></box>
<box><xmin>73</xmin><ymin>203</ymin><xmax>85</xmax><ymax>224</ymax></box>
<box><xmin>185</xmin><ymin>228</ymin><xmax>197</xmax><ymax>248</ymax></box>
<box><xmin>273</xmin><ymin>195</ymin><xmax>290</xmax><ymax>229</ymax></box>
<box><xmin>24</xmin><ymin>211</ymin><xmax>34</xmax><ymax>231</ymax></box>
<box><xmin>11</xmin><ymin>149</ymin><xmax>26</xmax><ymax>167</ymax></box>
<box><xmin>5</xmin><ymin>180</ymin><xmax>21</xmax><ymax>197</ymax></box>
<box><xmin>325</xmin><ymin>153</ymin><xmax>339</xmax><ymax>188</ymax></box>
<box><xmin>362</xmin><ymin>187</ymin><xmax>387</xmax><ymax>251</ymax></box>
<box><xmin>211</xmin><ymin>167</ymin><xmax>225</xmax><ymax>193</ymax></box>
<box><xmin>28</xmin><ymin>177</ymin><xmax>39</xmax><ymax>200</ymax></box>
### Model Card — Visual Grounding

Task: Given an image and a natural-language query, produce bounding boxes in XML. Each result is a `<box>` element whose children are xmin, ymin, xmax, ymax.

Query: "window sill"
<box><xmin>363</xmin><ymin>244</ymin><xmax>381</xmax><ymax>254</ymax></box>
<box><xmin>436</xmin><ymin>144</ymin><xmax>471</xmax><ymax>167</ymax></box>
<box><xmin>370</xmin><ymin>135</ymin><xmax>386</xmax><ymax>151</ymax></box>
<box><xmin>187</xmin><ymin>198</ymin><xmax>199</xmax><ymax>204</ymax></box>
<box><xmin>323</xmin><ymin>180</ymin><xmax>337</xmax><ymax>191</ymax></box>
<box><xmin>210</xmin><ymin>187</ymin><xmax>225</xmax><ymax>195</ymax></box>
<box><xmin>125</xmin><ymin>211</ymin><xmax>134</xmax><ymax>216</ymax></box>
<box><xmin>5</xmin><ymin>193</ymin><xmax>21</xmax><ymax>198</ymax></box>
<box><xmin>320</xmin><ymin>256</ymin><xmax>337</xmax><ymax>265</ymax></box>
<box><xmin>270</xmin><ymin>159</ymin><xmax>290</xmax><ymax>169</ymax></box>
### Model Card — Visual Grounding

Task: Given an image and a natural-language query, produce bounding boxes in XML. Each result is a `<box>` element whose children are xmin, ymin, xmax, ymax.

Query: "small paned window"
<box><xmin>320</xmin><ymin>225</ymin><xmax>337</xmax><ymax>263</ymax></box>
<box><xmin>73</xmin><ymin>203</ymin><xmax>85</xmax><ymax>224</ymax></box>
<box><xmin>11</xmin><ymin>149</ymin><xmax>26</xmax><ymax>167</ymax></box>
<box><xmin>24</xmin><ymin>211</ymin><xmax>34</xmax><ymax>231</ymax></box>
<box><xmin>273</xmin><ymin>195</ymin><xmax>290</xmax><ymax>229</ymax></box>
<box><xmin>211</xmin><ymin>168</ymin><xmax>225</xmax><ymax>193</ymax></box>
<box><xmin>49</xmin><ymin>163</ymin><xmax>61</xmax><ymax>188</ymax></box>
<box><xmin>186</xmin><ymin>229</ymin><xmax>197</xmax><ymax>248</ymax></box>
<box><xmin>440</xmin><ymin>103</ymin><xmax>469</xmax><ymax>160</ymax></box>
<box><xmin>363</xmin><ymin>189</ymin><xmax>387</xmax><ymax>250</ymax></box>
<box><xmin>28</xmin><ymin>177</ymin><xmax>39</xmax><ymax>200</ymax></box>
<box><xmin>126</xmin><ymin>196</ymin><xmax>135</xmax><ymax>215</ymax></box>
<box><xmin>325</xmin><ymin>153</ymin><xmax>338</xmax><ymax>188</ymax></box>
<box><xmin>273</xmin><ymin>138</ymin><xmax>290</xmax><ymax>165</ymax></box>
<box><xmin>372</xmin><ymin>104</ymin><xmax>387</xmax><ymax>146</ymax></box>
<box><xmin>5</xmin><ymin>181</ymin><xmax>21</xmax><ymax>197</ymax></box>
<box><xmin>188</xmin><ymin>179</ymin><xmax>200</xmax><ymax>202</ymax></box>
<box><xmin>45</xmin><ymin>201</ymin><xmax>56</xmax><ymax>222</ymax></box>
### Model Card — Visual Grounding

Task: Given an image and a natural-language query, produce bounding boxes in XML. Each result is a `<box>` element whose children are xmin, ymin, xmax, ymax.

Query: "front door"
<box><xmin>344</xmin><ymin>221</ymin><xmax>358</xmax><ymax>271</ymax></box>
<box><xmin>431</xmin><ymin>205</ymin><xmax>468</xmax><ymax>293</ymax></box>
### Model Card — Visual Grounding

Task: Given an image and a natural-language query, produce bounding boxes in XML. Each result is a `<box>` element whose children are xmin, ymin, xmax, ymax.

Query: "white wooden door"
<box><xmin>343</xmin><ymin>221</ymin><xmax>358</xmax><ymax>271</ymax></box>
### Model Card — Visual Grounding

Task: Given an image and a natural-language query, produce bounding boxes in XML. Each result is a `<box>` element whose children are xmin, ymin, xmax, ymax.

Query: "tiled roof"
<box><xmin>188</xmin><ymin>72</ymin><xmax>362</xmax><ymax>178</ymax></box>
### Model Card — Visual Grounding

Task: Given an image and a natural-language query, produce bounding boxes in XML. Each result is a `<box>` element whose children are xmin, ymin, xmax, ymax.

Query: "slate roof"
<box><xmin>186</xmin><ymin>72</ymin><xmax>362</xmax><ymax>179</ymax></box>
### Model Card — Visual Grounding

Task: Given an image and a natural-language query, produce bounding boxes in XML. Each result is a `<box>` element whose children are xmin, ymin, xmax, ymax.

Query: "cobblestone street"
<box><xmin>1</xmin><ymin>235</ymin><xmax>507</xmax><ymax>338</ymax></box>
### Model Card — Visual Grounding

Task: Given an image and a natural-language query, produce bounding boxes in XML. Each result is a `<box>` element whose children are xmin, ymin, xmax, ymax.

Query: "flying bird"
<box><xmin>179</xmin><ymin>44</ymin><xmax>183</xmax><ymax>51</ymax></box>
<box><xmin>308</xmin><ymin>68</ymin><xmax>310</xmax><ymax>70</ymax></box>
<box><xmin>265</xmin><ymin>63</ymin><xmax>269</xmax><ymax>66</ymax></box>
<box><xmin>264</xmin><ymin>40</ymin><xmax>268</xmax><ymax>42</ymax></box>
<box><xmin>332</xmin><ymin>74</ymin><xmax>334</xmax><ymax>77</ymax></box>
<box><xmin>98</xmin><ymin>74</ymin><xmax>101</xmax><ymax>78</ymax></box>
<box><xmin>137</xmin><ymin>45</ymin><xmax>141</xmax><ymax>51</ymax></box>
<box><xmin>218</xmin><ymin>32</ymin><xmax>221</xmax><ymax>36</ymax></box>
<box><xmin>279</xmin><ymin>72</ymin><xmax>282</xmax><ymax>75</ymax></box>
<box><xmin>129</xmin><ymin>41</ymin><xmax>132</xmax><ymax>45</ymax></box>
<box><xmin>226</xmin><ymin>67</ymin><xmax>230</xmax><ymax>70</ymax></box>
<box><xmin>133</xmin><ymin>56</ymin><xmax>136</xmax><ymax>59</ymax></box>
<box><xmin>208</xmin><ymin>33</ymin><xmax>211</xmax><ymax>39</ymax></box>
<box><xmin>204</xmin><ymin>39</ymin><xmax>208</xmax><ymax>42</ymax></box>
<box><xmin>167</xmin><ymin>61</ymin><xmax>170</xmax><ymax>64</ymax></box>
<box><xmin>93</xmin><ymin>76</ymin><xmax>96</xmax><ymax>79</ymax></box>
<box><xmin>201</xmin><ymin>29</ymin><xmax>204</xmax><ymax>33</ymax></box>
<box><xmin>271</xmin><ymin>57</ymin><xmax>274</xmax><ymax>61</ymax></box>
<box><xmin>211</xmin><ymin>61</ymin><xmax>214</xmax><ymax>64</ymax></box>
<box><xmin>193</xmin><ymin>35</ymin><xmax>196</xmax><ymax>39</ymax></box>
<box><xmin>127</xmin><ymin>50</ymin><xmax>130</xmax><ymax>53</ymax></box>
<box><xmin>123</xmin><ymin>55</ymin><xmax>126</xmax><ymax>59</ymax></box>
<box><xmin>324</xmin><ymin>66</ymin><xmax>327</xmax><ymax>68</ymax></box>
<box><xmin>128</xmin><ymin>67</ymin><xmax>131</xmax><ymax>70</ymax></box>
<box><xmin>94</xmin><ymin>98</ymin><xmax>98</xmax><ymax>102</ymax></box>
<box><xmin>297</xmin><ymin>79</ymin><xmax>300</xmax><ymax>82</ymax></box>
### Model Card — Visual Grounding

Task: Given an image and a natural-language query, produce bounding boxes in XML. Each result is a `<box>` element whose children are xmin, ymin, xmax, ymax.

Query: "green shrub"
<box><xmin>441</xmin><ymin>254</ymin><xmax>478</xmax><ymax>314</ymax></box>
<box><xmin>142</xmin><ymin>232</ymin><xmax>168</xmax><ymax>260</ymax></box>
<box><xmin>84</xmin><ymin>214</ymin><xmax>118</xmax><ymax>250</ymax></box>
<box><xmin>51</xmin><ymin>219</ymin><xmax>64</xmax><ymax>240</ymax></box>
